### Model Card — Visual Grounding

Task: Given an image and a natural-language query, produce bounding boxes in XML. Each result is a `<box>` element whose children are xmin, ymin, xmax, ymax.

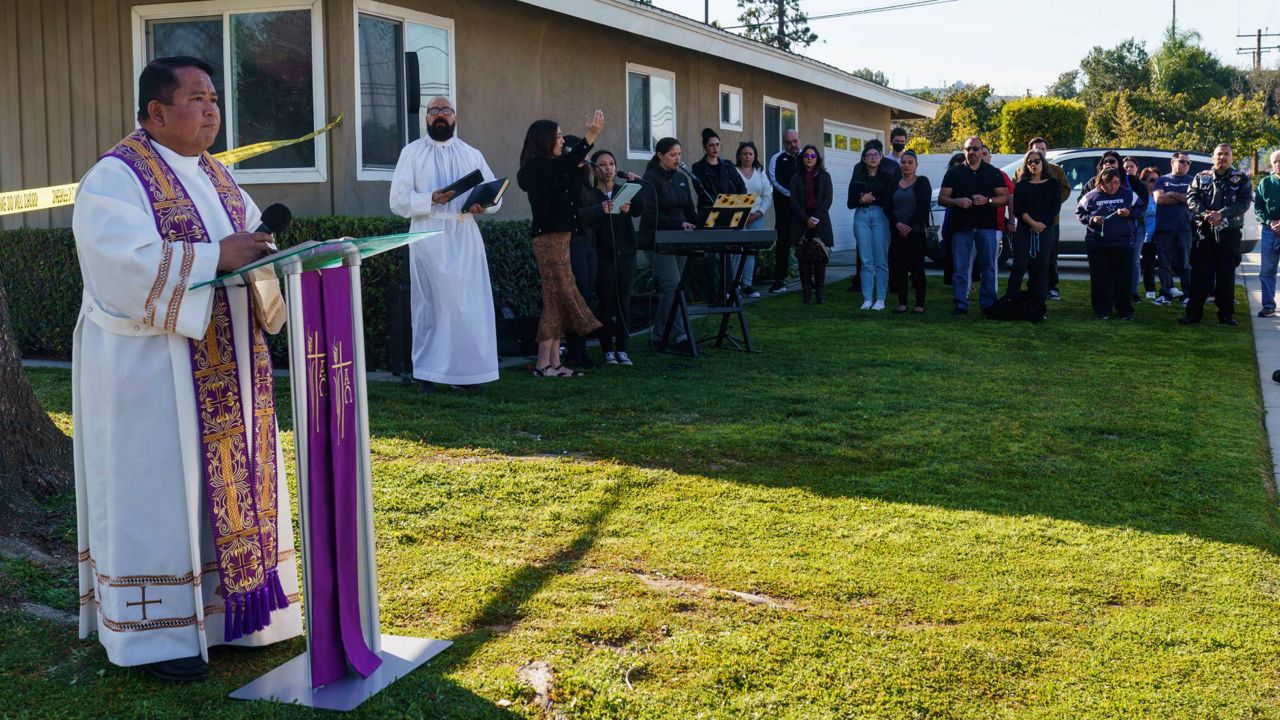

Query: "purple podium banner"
<box><xmin>300</xmin><ymin>267</ymin><xmax>382</xmax><ymax>688</ymax></box>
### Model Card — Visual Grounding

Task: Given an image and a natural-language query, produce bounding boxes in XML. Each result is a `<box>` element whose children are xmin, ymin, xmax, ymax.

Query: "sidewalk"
<box><xmin>1239</xmin><ymin>252</ymin><xmax>1280</xmax><ymax>492</ymax></box>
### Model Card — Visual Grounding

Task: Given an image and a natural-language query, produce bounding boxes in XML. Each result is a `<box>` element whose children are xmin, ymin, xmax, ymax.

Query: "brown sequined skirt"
<box><xmin>532</xmin><ymin>232</ymin><xmax>602</xmax><ymax>342</ymax></box>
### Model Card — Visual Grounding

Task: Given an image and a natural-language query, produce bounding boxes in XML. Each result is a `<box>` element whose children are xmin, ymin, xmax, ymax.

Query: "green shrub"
<box><xmin>0</xmin><ymin>227</ymin><xmax>81</xmax><ymax>360</ymax></box>
<box><xmin>1</xmin><ymin>216</ymin><xmax>539</xmax><ymax>369</ymax></box>
<box><xmin>998</xmin><ymin>98</ymin><xmax>1087</xmax><ymax>153</ymax></box>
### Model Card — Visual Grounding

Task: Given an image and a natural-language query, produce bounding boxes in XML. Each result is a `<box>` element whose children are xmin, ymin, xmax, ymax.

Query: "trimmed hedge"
<box><xmin>997</xmin><ymin>98</ymin><xmax>1087</xmax><ymax>153</ymax></box>
<box><xmin>1</xmin><ymin>216</ymin><xmax>540</xmax><ymax>369</ymax></box>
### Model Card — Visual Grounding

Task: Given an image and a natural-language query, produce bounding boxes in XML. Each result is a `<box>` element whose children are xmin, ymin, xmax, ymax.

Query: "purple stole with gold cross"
<box><xmin>104</xmin><ymin>129</ymin><xmax>289</xmax><ymax>642</ymax></box>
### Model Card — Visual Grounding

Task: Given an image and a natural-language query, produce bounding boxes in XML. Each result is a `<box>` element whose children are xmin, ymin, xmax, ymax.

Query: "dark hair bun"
<box><xmin>701</xmin><ymin>128</ymin><xmax>719</xmax><ymax>145</ymax></box>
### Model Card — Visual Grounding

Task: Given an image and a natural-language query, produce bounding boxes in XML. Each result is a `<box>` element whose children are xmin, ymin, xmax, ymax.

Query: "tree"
<box><xmin>735</xmin><ymin>0</ymin><xmax>818</xmax><ymax>51</ymax></box>
<box><xmin>1079</xmin><ymin>38</ymin><xmax>1151</xmax><ymax>107</ymax></box>
<box><xmin>1046</xmin><ymin>70</ymin><xmax>1080</xmax><ymax>100</ymax></box>
<box><xmin>902</xmin><ymin>84</ymin><xmax>999</xmax><ymax>152</ymax></box>
<box><xmin>852</xmin><ymin>67</ymin><xmax>889</xmax><ymax>87</ymax></box>
<box><xmin>1150</xmin><ymin>28</ymin><xmax>1242</xmax><ymax>107</ymax></box>
<box><xmin>0</xmin><ymin>276</ymin><xmax>73</xmax><ymax>535</ymax></box>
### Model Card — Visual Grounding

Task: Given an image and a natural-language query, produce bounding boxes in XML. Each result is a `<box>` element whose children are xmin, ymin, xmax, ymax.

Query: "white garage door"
<box><xmin>823</xmin><ymin>121</ymin><xmax>883</xmax><ymax>252</ymax></box>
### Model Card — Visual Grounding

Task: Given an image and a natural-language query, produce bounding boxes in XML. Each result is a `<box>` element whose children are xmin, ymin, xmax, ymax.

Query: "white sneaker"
<box><xmin>1145</xmin><ymin>291</ymin><xmax>1156</xmax><ymax>300</ymax></box>
<box><xmin>871</xmin><ymin>300</ymin><xmax>885</xmax><ymax>311</ymax></box>
<box><xmin>860</xmin><ymin>300</ymin><xmax>872</xmax><ymax>310</ymax></box>
<box><xmin>615</xmin><ymin>351</ymin><xmax>633</xmax><ymax>366</ymax></box>
<box><xmin>1171</xmin><ymin>287</ymin><xmax>1184</xmax><ymax>298</ymax></box>
<box><xmin>604</xmin><ymin>351</ymin><xmax>618</xmax><ymax>365</ymax></box>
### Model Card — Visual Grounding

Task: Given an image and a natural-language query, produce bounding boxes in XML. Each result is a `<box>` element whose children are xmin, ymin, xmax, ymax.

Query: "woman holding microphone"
<box><xmin>517</xmin><ymin>111</ymin><xmax>605</xmax><ymax>377</ymax></box>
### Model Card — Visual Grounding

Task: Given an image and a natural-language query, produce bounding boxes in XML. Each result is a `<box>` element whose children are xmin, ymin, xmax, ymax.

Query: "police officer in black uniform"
<box><xmin>1179</xmin><ymin>143</ymin><xmax>1253</xmax><ymax>326</ymax></box>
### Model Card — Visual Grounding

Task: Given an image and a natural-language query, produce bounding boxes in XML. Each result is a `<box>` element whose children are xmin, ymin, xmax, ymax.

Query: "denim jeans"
<box><xmin>1261</xmin><ymin>225</ymin><xmax>1280</xmax><ymax>311</ymax></box>
<box><xmin>951</xmin><ymin>227</ymin><xmax>998</xmax><ymax>310</ymax></box>
<box><xmin>732</xmin><ymin>215</ymin><xmax>764</xmax><ymax>288</ymax></box>
<box><xmin>1155</xmin><ymin>229</ymin><xmax>1192</xmax><ymax>298</ymax></box>
<box><xmin>854</xmin><ymin>206</ymin><xmax>890</xmax><ymax>304</ymax></box>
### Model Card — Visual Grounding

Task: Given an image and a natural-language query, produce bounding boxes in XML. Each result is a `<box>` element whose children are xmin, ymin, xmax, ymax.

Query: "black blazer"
<box><xmin>517</xmin><ymin>139</ymin><xmax>594</xmax><ymax>237</ymax></box>
<box><xmin>889</xmin><ymin>176</ymin><xmax>933</xmax><ymax>230</ymax></box>
<box><xmin>789</xmin><ymin>170</ymin><xmax>834</xmax><ymax>248</ymax></box>
<box><xmin>691</xmin><ymin>157</ymin><xmax>747</xmax><ymax>210</ymax></box>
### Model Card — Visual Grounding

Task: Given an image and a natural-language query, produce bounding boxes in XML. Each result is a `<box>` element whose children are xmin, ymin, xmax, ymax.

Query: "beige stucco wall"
<box><xmin>0</xmin><ymin>0</ymin><xmax>895</xmax><ymax>229</ymax></box>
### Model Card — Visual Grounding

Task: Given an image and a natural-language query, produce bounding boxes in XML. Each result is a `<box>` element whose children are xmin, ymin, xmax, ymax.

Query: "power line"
<box><xmin>720</xmin><ymin>0</ymin><xmax>958</xmax><ymax>31</ymax></box>
<box><xmin>1237</xmin><ymin>29</ymin><xmax>1280</xmax><ymax>70</ymax></box>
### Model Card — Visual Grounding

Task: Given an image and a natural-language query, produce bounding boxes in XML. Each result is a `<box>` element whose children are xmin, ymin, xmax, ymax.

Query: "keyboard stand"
<box><xmin>654</xmin><ymin>250</ymin><xmax>757</xmax><ymax>357</ymax></box>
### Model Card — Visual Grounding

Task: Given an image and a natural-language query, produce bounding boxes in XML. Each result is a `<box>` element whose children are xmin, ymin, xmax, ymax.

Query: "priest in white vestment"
<box><xmin>390</xmin><ymin>96</ymin><xmax>502</xmax><ymax>390</ymax></box>
<box><xmin>72</xmin><ymin>57</ymin><xmax>301</xmax><ymax>682</ymax></box>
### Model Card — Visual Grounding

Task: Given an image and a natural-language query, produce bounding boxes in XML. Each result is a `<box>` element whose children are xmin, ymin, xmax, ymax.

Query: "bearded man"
<box><xmin>389</xmin><ymin>95</ymin><xmax>502</xmax><ymax>391</ymax></box>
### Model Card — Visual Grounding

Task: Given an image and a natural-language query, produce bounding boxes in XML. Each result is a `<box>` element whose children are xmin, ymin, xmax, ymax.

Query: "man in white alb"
<box><xmin>390</xmin><ymin>96</ymin><xmax>502</xmax><ymax>392</ymax></box>
<box><xmin>72</xmin><ymin>56</ymin><xmax>301</xmax><ymax>682</ymax></box>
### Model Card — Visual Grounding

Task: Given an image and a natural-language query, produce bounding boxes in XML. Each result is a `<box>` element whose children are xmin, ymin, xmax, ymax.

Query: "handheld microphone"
<box><xmin>255</xmin><ymin>203</ymin><xmax>292</xmax><ymax>236</ymax></box>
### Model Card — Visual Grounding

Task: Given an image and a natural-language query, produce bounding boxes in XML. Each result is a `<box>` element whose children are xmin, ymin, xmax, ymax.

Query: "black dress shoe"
<box><xmin>1219</xmin><ymin>317</ymin><xmax>1239</xmax><ymax>326</ymax></box>
<box><xmin>144</xmin><ymin>655</ymin><xmax>208</xmax><ymax>682</ymax></box>
<box><xmin>1178</xmin><ymin>316</ymin><xmax>1200</xmax><ymax>325</ymax></box>
<box><xmin>416</xmin><ymin>380</ymin><xmax>436</xmax><ymax>394</ymax></box>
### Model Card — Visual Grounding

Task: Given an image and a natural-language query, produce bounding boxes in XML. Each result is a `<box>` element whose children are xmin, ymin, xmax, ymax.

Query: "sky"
<box><xmin>648</xmin><ymin>0</ymin><xmax>1280</xmax><ymax>96</ymax></box>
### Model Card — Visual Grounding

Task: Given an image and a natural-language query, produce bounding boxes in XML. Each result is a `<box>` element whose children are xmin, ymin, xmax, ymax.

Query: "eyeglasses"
<box><xmin>426</xmin><ymin>107</ymin><xmax>455</xmax><ymax>116</ymax></box>
<box><xmin>963</xmin><ymin>146</ymin><xmax>982</xmax><ymax>152</ymax></box>
<box><xmin>1026</xmin><ymin>159</ymin><xmax>1042</xmax><ymax>165</ymax></box>
<box><xmin>1101</xmin><ymin>159</ymin><xmax>1118</xmax><ymax>165</ymax></box>
<box><xmin>802</xmin><ymin>153</ymin><xmax>818</xmax><ymax>159</ymax></box>
<box><xmin>1173</xmin><ymin>158</ymin><xmax>1189</xmax><ymax>165</ymax></box>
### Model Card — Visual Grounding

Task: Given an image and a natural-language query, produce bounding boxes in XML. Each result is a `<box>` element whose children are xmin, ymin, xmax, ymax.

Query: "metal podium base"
<box><xmin>229</xmin><ymin>635</ymin><xmax>452</xmax><ymax>711</ymax></box>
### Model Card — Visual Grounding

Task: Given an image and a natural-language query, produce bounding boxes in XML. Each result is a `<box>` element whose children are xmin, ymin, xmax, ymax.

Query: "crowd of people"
<box><xmin>390</xmin><ymin>102</ymin><xmax>1276</xmax><ymax>383</ymax></box>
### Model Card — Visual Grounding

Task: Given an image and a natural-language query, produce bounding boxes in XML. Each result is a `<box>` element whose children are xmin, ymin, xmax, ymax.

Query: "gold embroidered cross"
<box><xmin>306</xmin><ymin>330</ymin><xmax>327</xmax><ymax>432</ymax></box>
<box><xmin>126</xmin><ymin>586</ymin><xmax>163</xmax><ymax>620</ymax></box>
<box><xmin>330</xmin><ymin>340</ymin><xmax>354</xmax><ymax>440</ymax></box>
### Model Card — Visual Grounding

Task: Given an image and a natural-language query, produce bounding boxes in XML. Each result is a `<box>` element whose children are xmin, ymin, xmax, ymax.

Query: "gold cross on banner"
<box><xmin>306</xmin><ymin>330</ymin><xmax>328</xmax><ymax>432</ymax></box>
<box><xmin>330</xmin><ymin>340</ymin><xmax>354</xmax><ymax>440</ymax></box>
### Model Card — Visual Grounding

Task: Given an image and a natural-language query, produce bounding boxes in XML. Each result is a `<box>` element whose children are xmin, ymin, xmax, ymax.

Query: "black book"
<box><xmin>462</xmin><ymin>178</ymin><xmax>509</xmax><ymax>213</ymax></box>
<box><xmin>437</xmin><ymin>169</ymin><xmax>484</xmax><ymax>197</ymax></box>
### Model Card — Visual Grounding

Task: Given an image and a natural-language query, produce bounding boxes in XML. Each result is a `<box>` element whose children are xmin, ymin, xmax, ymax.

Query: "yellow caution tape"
<box><xmin>0</xmin><ymin>184</ymin><xmax>78</xmax><ymax>216</ymax></box>
<box><xmin>212</xmin><ymin>115</ymin><xmax>343</xmax><ymax>166</ymax></box>
<box><xmin>0</xmin><ymin>115</ymin><xmax>343</xmax><ymax>217</ymax></box>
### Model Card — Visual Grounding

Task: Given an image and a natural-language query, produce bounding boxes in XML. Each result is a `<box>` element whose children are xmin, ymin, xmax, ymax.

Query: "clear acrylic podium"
<box><xmin>194</xmin><ymin>232</ymin><xmax>450</xmax><ymax>710</ymax></box>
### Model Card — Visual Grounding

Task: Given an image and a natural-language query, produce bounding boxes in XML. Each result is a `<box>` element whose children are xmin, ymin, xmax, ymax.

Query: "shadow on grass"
<box><xmin>0</xmin><ymin>612</ymin><xmax>521</xmax><ymax>720</ymax></box>
<box><xmin>347</xmin><ymin>280</ymin><xmax>1278</xmax><ymax>557</ymax></box>
<box><xmin>24</xmin><ymin>280</ymin><xmax>1277</xmax><ymax>561</ymax></box>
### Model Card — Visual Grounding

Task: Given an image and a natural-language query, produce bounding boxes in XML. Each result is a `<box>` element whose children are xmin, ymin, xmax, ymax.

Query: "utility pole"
<box><xmin>705</xmin><ymin>0</ymin><xmax>709</xmax><ymax>24</ymax></box>
<box><xmin>1237</xmin><ymin>29</ymin><xmax>1280</xmax><ymax>71</ymax></box>
<box><xmin>1171</xmin><ymin>0</ymin><xmax>1176</xmax><ymax>35</ymax></box>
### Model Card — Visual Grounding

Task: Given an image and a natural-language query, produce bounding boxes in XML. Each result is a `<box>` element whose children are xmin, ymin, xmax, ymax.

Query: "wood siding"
<box><xmin>0</xmin><ymin>0</ymin><xmax>896</xmax><ymax>228</ymax></box>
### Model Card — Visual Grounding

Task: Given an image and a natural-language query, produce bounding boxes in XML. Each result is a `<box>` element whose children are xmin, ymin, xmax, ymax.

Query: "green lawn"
<box><xmin>5</xmin><ymin>279</ymin><xmax>1280</xmax><ymax>719</ymax></box>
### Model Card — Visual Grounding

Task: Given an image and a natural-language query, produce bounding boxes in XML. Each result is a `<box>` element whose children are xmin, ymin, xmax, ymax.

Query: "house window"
<box><xmin>355</xmin><ymin>1</ymin><xmax>454</xmax><ymax>179</ymax></box>
<box><xmin>134</xmin><ymin>0</ymin><xmax>328</xmax><ymax>184</ymax></box>
<box><xmin>719</xmin><ymin>85</ymin><xmax>742</xmax><ymax>132</ymax></box>
<box><xmin>626</xmin><ymin>63</ymin><xmax>676</xmax><ymax>160</ymax></box>
<box><xmin>763</xmin><ymin>97</ymin><xmax>798</xmax><ymax>162</ymax></box>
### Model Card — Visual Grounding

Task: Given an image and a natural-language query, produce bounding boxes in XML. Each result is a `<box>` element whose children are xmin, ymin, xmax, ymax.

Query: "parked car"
<box><xmin>929</xmin><ymin>148</ymin><xmax>1260</xmax><ymax>260</ymax></box>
